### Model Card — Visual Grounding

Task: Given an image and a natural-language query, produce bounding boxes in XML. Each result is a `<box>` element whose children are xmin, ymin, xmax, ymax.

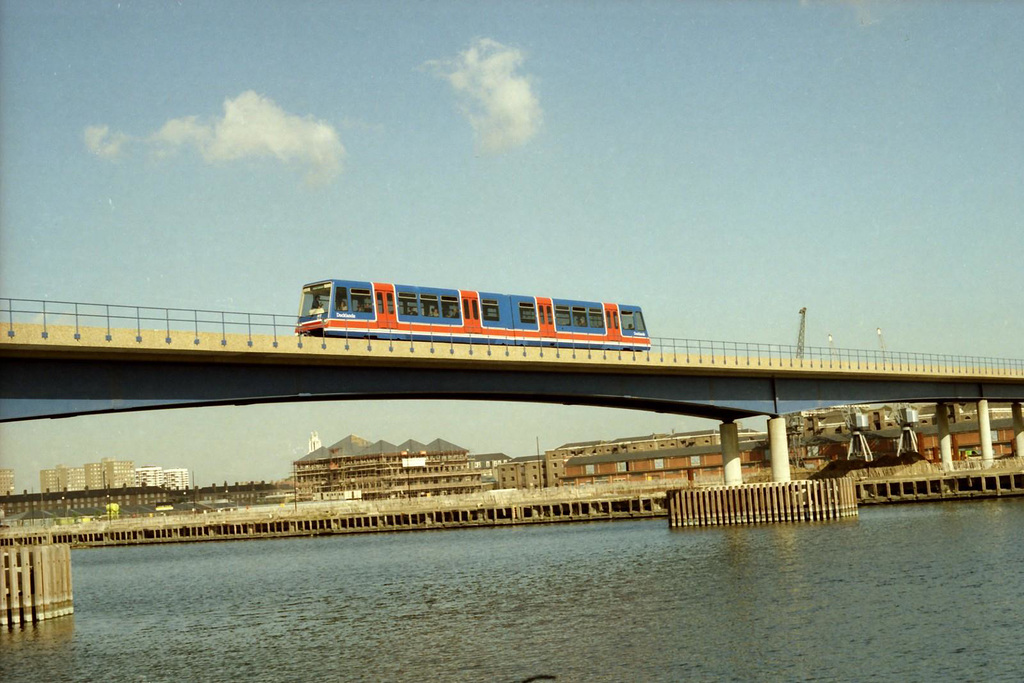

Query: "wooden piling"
<box><xmin>668</xmin><ymin>479</ymin><xmax>858</xmax><ymax>528</ymax></box>
<box><xmin>2</xmin><ymin>544</ymin><xmax>73</xmax><ymax>627</ymax></box>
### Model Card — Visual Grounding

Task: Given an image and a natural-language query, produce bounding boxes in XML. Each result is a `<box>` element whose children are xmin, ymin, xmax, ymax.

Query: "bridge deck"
<box><xmin>3</xmin><ymin>323</ymin><xmax>1022</xmax><ymax>382</ymax></box>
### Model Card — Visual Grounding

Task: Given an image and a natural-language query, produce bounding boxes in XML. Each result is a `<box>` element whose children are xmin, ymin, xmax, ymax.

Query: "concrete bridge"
<box><xmin>3</xmin><ymin>298</ymin><xmax>1023</xmax><ymax>486</ymax></box>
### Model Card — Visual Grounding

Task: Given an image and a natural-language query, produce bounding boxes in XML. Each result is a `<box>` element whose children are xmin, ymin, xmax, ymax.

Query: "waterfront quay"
<box><xmin>0</xmin><ymin>487</ymin><xmax>666</xmax><ymax>549</ymax></box>
<box><xmin>6</xmin><ymin>463</ymin><xmax>1024</xmax><ymax>550</ymax></box>
<box><xmin>855</xmin><ymin>460</ymin><xmax>1024</xmax><ymax>505</ymax></box>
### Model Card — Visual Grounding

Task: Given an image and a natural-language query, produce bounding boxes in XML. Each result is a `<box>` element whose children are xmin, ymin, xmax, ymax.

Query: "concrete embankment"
<box><xmin>811</xmin><ymin>454</ymin><xmax>1024</xmax><ymax>505</ymax></box>
<box><xmin>855</xmin><ymin>467</ymin><xmax>1024</xmax><ymax>505</ymax></box>
<box><xmin>0</xmin><ymin>489</ymin><xmax>667</xmax><ymax>549</ymax></box>
<box><xmin>4</xmin><ymin>468</ymin><xmax>1024</xmax><ymax>551</ymax></box>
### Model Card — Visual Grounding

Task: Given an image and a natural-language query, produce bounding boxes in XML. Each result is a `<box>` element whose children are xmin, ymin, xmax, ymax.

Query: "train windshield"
<box><xmin>299</xmin><ymin>283</ymin><xmax>332</xmax><ymax>317</ymax></box>
<box><xmin>621</xmin><ymin>310</ymin><xmax>646</xmax><ymax>333</ymax></box>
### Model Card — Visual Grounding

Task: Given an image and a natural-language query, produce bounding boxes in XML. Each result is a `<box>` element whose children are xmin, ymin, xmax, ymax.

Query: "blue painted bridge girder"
<box><xmin>2</xmin><ymin>356</ymin><xmax>1023</xmax><ymax>423</ymax></box>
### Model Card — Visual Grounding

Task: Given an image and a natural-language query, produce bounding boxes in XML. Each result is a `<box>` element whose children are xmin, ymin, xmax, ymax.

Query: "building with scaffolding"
<box><xmin>293</xmin><ymin>434</ymin><xmax>484</xmax><ymax>501</ymax></box>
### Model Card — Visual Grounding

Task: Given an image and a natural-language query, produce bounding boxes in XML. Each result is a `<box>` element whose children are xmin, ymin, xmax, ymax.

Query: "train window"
<box><xmin>334</xmin><ymin>287</ymin><xmax>349</xmax><ymax>313</ymax></box>
<box><xmin>633</xmin><ymin>311</ymin><xmax>646</xmax><ymax>333</ymax></box>
<box><xmin>376</xmin><ymin>292</ymin><xmax>384</xmax><ymax>313</ymax></box>
<box><xmin>621</xmin><ymin>311</ymin><xmax>635</xmax><ymax>331</ymax></box>
<box><xmin>463</xmin><ymin>299</ymin><xmax>471</xmax><ymax>319</ymax></box>
<box><xmin>518</xmin><ymin>302</ymin><xmax>537</xmax><ymax>324</ymax></box>
<box><xmin>482</xmin><ymin>298</ymin><xmax>500</xmax><ymax>322</ymax></box>
<box><xmin>398</xmin><ymin>291</ymin><xmax>419</xmax><ymax>316</ymax></box>
<box><xmin>537</xmin><ymin>305</ymin><xmax>546</xmax><ymax>325</ymax></box>
<box><xmin>386</xmin><ymin>292</ymin><xmax>394</xmax><ymax>314</ymax></box>
<box><xmin>605</xmin><ymin>311</ymin><xmax>612</xmax><ymax>329</ymax></box>
<box><xmin>299</xmin><ymin>283</ymin><xmax>332</xmax><ymax>317</ymax></box>
<box><xmin>554</xmin><ymin>305</ymin><xmax>570</xmax><ymax>327</ymax></box>
<box><xmin>613</xmin><ymin>312</ymin><xmax>619</xmax><ymax>330</ymax></box>
<box><xmin>571</xmin><ymin>307</ymin><xmax>588</xmax><ymax>327</ymax></box>
<box><xmin>471</xmin><ymin>300</ymin><xmax>479</xmax><ymax>320</ymax></box>
<box><xmin>420</xmin><ymin>293</ymin><xmax>440</xmax><ymax>318</ymax></box>
<box><xmin>351</xmin><ymin>288</ymin><xmax>373</xmax><ymax>313</ymax></box>
<box><xmin>441</xmin><ymin>296</ymin><xmax>460</xmax><ymax>319</ymax></box>
<box><xmin>588</xmin><ymin>308</ymin><xmax>604</xmax><ymax>329</ymax></box>
<box><xmin>546</xmin><ymin>306</ymin><xmax>553</xmax><ymax>325</ymax></box>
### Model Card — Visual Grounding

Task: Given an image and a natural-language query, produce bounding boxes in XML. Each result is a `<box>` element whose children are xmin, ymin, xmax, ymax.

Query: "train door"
<box><xmin>604</xmin><ymin>303</ymin><xmax>622</xmax><ymax>345</ymax></box>
<box><xmin>536</xmin><ymin>297</ymin><xmax>556</xmax><ymax>344</ymax></box>
<box><xmin>373</xmin><ymin>283</ymin><xmax>397</xmax><ymax>335</ymax></box>
<box><xmin>460</xmin><ymin>290</ymin><xmax>482</xmax><ymax>338</ymax></box>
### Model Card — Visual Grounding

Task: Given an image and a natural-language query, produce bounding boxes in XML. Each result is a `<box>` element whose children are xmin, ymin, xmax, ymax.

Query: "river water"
<box><xmin>3</xmin><ymin>499</ymin><xmax>1023</xmax><ymax>682</ymax></box>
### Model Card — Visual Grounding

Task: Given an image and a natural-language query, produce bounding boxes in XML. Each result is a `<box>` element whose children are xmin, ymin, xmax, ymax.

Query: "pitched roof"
<box><xmin>470</xmin><ymin>452</ymin><xmax>510</xmax><ymax>462</ymax></box>
<box><xmin>424</xmin><ymin>438</ymin><xmax>467</xmax><ymax>453</ymax></box>
<box><xmin>331</xmin><ymin>434</ymin><xmax>377</xmax><ymax>455</ymax></box>
<box><xmin>301</xmin><ymin>434</ymin><xmax>467</xmax><ymax>460</ymax></box>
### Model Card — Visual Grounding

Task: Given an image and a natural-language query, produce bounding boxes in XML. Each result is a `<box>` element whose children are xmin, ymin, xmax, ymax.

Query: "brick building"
<box><xmin>560</xmin><ymin>429</ymin><xmax>769</xmax><ymax>486</ymax></box>
<box><xmin>495</xmin><ymin>453</ymin><xmax>563</xmax><ymax>489</ymax></box>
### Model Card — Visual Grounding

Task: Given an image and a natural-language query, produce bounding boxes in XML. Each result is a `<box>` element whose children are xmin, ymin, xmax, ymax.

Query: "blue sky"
<box><xmin>2</xmin><ymin>1</ymin><xmax>1022</xmax><ymax>489</ymax></box>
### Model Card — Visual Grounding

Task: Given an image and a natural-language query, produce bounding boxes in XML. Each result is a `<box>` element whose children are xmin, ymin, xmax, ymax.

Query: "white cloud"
<box><xmin>151</xmin><ymin>115</ymin><xmax>212</xmax><ymax>150</ymax></box>
<box><xmin>425</xmin><ymin>38</ymin><xmax>542</xmax><ymax>154</ymax></box>
<box><xmin>88</xmin><ymin>92</ymin><xmax>345</xmax><ymax>184</ymax></box>
<box><xmin>84</xmin><ymin>125</ymin><xmax>131</xmax><ymax>159</ymax></box>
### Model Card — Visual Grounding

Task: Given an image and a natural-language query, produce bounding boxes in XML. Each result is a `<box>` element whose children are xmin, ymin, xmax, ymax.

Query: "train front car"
<box><xmin>547</xmin><ymin>298</ymin><xmax>651</xmax><ymax>351</ymax></box>
<box><xmin>296</xmin><ymin>280</ymin><xmax>332</xmax><ymax>336</ymax></box>
<box><xmin>615</xmin><ymin>304</ymin><xmax>651</xmax><ymax>351</ymax></box>
<box><xmin>296</xmin><ymin>279</ymin><xmax>379</xmax><ymax>337</ymax></box>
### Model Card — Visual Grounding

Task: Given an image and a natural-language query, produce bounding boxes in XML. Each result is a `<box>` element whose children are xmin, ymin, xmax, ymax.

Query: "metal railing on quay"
<box><xmin>3</xmin><ymin>296</ymin><xmax>1023</xmax><ymax>376</ymax></box>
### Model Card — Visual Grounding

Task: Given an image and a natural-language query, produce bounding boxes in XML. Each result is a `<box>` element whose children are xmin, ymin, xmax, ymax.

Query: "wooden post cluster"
<box><xmin>667</xmin><ymin>479</ymin><xmax>858</xmax><ymax>528</ymax></box>
<box><xmin>1</xmin><ymin>544</ymin><xmax>73</xmax><ymax>627</ymax></box>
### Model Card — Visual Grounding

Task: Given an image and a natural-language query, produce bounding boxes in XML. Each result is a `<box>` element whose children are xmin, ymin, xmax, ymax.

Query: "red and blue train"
<box><xmin>295</xmin><ymin>279</ymin><xmax>650</xmax><ymax>351</ymax></box>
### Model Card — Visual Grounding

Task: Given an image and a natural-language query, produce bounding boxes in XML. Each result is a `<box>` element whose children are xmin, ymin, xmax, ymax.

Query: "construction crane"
<box><xmin>795</xmin><ymin>307</ymin><xmax>807</xmax><ymax>360</ymax></box>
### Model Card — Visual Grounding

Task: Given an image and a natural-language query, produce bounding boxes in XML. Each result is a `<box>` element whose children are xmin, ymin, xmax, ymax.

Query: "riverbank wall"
<box><xmin>4</xmin><ymin>467</ymin><xmax>1024</xmax><ymax>550</ymax></box>
<box><xmin>0</xmin><ymin>489</ymin><xmax>666</xmax><ymax>548</ymax></box>
<box><xmin>855</xmin><ymin>468</ymin><xmax>1024</xmax><ymax>505</ymax></box>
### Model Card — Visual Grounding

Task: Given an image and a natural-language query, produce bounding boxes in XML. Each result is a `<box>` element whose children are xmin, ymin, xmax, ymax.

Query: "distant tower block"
<box><xmin>309</xmin><ymin>431</ymin><xmax>322</xmax><ymax>453</ymax></box>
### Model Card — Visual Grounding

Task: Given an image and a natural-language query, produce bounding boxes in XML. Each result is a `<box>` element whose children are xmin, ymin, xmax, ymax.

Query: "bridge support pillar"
<box><xmin>720</xmin><ymin>421</ymin><xmax>742</xmax><ymax>486</ymax></box>
<box><xmin>1013</xmin><ymin>402</ymin><xmax>1024</xmax><ymax>458</ymax></box>
<box><xmin>936</xmin><ymin>403</ymin><xmax>953</xmax><ymax>472</ymax></box>
<box><xmin>768</xmin><ymin>417</ymin><xmax>791</xmax><ymax>483</ymax></box>
<box><xmin>978</xmin><ymin>399</ymin><xmax>994</xmax><ymax>468</ymax></box>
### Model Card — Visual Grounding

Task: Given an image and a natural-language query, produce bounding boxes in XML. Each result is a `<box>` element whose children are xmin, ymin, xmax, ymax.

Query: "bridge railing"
<box><xmin>1</xmin><ymin>297</ymin><xmax>296</xmax><ymax>348</ymax></box>
<box><xmin>646</xmin><ymin>337</ymin><xmax>1024</xmax><ymax>376</ymax></box>
<box><xmin>2</xmin><ymin>297</ymin><xmax>1023</xmax><ymax>376</ymax></box>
